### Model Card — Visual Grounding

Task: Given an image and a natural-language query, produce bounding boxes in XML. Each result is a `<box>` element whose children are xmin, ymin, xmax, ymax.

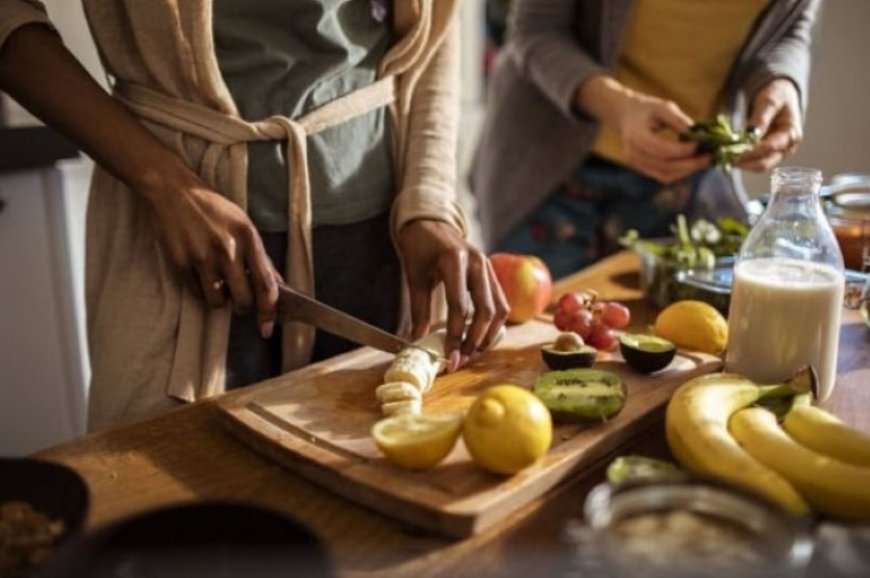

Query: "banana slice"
<box><xmin>384</xmin><ymin>347</ymin><xmax>439</xmax><ymax>394</ymax></box>
<box><xmin>375</xmin><ymin>381</ymin><xmax>421</xmax><ymax>403</ymax></box>
<box><xmin>381</xmin><ymin>399</ymin><xmax>422</xmax><ymax>417</ymax></box>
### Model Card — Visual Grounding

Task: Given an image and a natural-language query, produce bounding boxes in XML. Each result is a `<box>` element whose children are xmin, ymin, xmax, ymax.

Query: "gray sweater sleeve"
<box><xmin>505</xmin><ymin>0</ymin><xmax>606</xmax><ymax>120</ymax></box>
<box><xmin>740</xmin><ymin>0</ymin><xmax>823</xmax><ymax>115</ymax></box>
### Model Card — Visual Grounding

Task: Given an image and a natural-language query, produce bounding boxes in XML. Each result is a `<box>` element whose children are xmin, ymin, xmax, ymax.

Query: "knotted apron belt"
<box><xmin>114</xmin><ymin>77</ymin><xmax>396</xmax><ymax>373</ymax></box>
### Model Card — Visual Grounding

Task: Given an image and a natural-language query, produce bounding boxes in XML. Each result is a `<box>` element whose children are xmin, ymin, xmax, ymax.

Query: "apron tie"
<box><xmin>114</xmin><ymin>77</ymin><xmax>396</xmax><ymax>372</ymax></box>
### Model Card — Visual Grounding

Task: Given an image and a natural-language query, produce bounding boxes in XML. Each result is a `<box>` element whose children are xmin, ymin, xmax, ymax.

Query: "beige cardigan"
<box><xmin>0</xmin><ymin>0</ymin><xmax>466</xmax><ymax>430</ymax></box>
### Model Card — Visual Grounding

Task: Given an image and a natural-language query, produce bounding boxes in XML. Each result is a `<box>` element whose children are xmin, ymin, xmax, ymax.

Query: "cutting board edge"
<box><xmin>218</xmin><ymin>400</ymin><xmax>480</xmax><ymax>539</ymax></box>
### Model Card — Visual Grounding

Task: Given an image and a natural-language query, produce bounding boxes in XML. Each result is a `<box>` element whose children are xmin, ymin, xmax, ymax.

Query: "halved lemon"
<box><xmin>372</xmin><ymin>413</ymin><xmax>463</xmax><ymax>470</ymax></box>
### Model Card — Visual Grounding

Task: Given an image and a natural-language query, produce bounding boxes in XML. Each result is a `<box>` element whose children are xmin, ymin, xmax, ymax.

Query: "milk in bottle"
<box><xmin>725</xmin><ymin>167</ymin><xmax>845</xmax><ymax>399</ymax></box>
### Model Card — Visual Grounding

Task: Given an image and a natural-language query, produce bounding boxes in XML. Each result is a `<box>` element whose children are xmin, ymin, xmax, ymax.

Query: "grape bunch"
<box><xmin>553</xmin><ymin>290</ymin><xmax>631</xmax><ymax>351</ymax></box>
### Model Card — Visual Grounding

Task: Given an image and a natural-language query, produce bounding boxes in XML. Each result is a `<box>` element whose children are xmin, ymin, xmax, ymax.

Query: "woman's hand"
<box><xmin>397</xmin><ymin>219</ymin><xmax>510</xmax><ymax>371</ymax></box>
<box><xmin>735</xmin><ymin>79</ymin><xmax>803</xmax><ymax>172</ymax></box>
<box><xmin>575</xmin><ymin>75</ymin><xmax>711</xmax><ymax>183</ymax></box>
<box><xmin>141</xmin><ymin>164</ymin><xmax>282</xmax><ymax>339</ymax></box>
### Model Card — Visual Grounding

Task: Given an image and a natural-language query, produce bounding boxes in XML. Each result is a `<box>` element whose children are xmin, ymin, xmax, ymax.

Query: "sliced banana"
<box><xmin>384</xmin><ymin>347</ymin><xmax>439</xmax><ymax>394</ymax></box>
<box><xmin>381</xmin><ymin>399</ymin><xmax>422</xmax><ymax>416</ymax></box>
<box><xmin>375</xmin><ymin>381</ymin><xmax>422</xmax><ymax>403</ymax></box>
<box><xmin>376</xmin><ymin>325</ymin><xmax>507</xmax><ymax>416</ymax></box>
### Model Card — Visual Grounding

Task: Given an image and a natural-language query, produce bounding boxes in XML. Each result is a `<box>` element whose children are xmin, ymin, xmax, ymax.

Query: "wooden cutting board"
<box><xmin>216</xmin><ymin>318</ymin><xmax>721</xmax><ymax>538</ymax></box>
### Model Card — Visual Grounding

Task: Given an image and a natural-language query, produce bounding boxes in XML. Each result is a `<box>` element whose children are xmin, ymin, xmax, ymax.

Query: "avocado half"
<box><xmin>533</xmin><ymin>369</ymin><xmax>626</xmax><ymax>423</ymax></box>
<box><xmin>619</xmin><ymin>333</ymin><xmax>677</xmax><ymax>374</ymax></box>
<box><xmin>541</xmin><ymin>343</ymin><xmax>597</xmax><ymax>370</ymax></box>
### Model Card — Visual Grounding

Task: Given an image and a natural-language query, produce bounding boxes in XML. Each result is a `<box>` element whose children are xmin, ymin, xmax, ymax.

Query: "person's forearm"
<box><xmin>509</xmin><ymin>0</ymin><xmax>607</xmax><ymax>119</ymax></box>
<box><xmin>0</xmin><ymin>24</ymin><xmax>192</xmax><ymax>202</ymax></box>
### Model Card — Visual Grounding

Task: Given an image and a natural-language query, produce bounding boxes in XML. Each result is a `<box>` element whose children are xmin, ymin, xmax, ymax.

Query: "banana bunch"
<box><xmin>667</xmin><ymin>369</ymin><xmax>870</xmax><ymax>521</ymax></box>
<box><xmin>730</xmin><ymin>406</ymin><xmax>870</xmax><ymax>521</ymax></box>
<box><xmin>783</xmin><ymin>405</ymin><xmax>870</xmax><ymax>467</ymax></box>
<box><xmin>665</xmin><ymin>372</ymin><xmax>810</xmax><ymax>515</ymax></box>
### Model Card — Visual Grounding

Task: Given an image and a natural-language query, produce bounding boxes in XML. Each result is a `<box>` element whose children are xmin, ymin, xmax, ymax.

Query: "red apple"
<box><xmin>489</xmin><ymin>253</ymin><xmax>553</xmax><ymax>324</ymax></box>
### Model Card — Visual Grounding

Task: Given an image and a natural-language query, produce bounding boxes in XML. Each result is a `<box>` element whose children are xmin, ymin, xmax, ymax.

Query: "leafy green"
<box><xmin>620</xmin><ymin>215</ymin><xmax>749</xmax><ymax>314</ymax></box>
<box><xmin>620</xmin><ymin>215</ymin><xmax>748</xmax><ymax>269</ymax></box>
<box><xmin>680</xmin><ymin>114</ymin><xmax>760</xmax><ymax>171</ymax></box>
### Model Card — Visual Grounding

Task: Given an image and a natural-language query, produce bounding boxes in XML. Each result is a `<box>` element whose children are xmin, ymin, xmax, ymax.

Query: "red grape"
<box><xmin>568</xmin><ymin>310</ymin><xmax>596</xmax><ymax>340</ymax></box>
<box><xmin>557</xmin><ymin>292</ymin><xmax>584</xmax><ymax>315</ymax></box>
<box><xmin>600</xmin><ymin>301</ymin><xmax>631</xmax><ymax>329</ymax></box>
<box><xmin>554</xmin><ymin>308</ymin><xmax>574</xmax><ymax>331</ymax></box>
<box><xmin>587</xmin><ymin>322</ymin><xmax>617</xmax><ymax>351</ymax></box>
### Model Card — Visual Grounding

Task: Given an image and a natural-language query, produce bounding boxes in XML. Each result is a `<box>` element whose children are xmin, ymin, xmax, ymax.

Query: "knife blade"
<box><xmin>277</xmin><ymin>284</ymin><xmax>413</xmax><ymax>356</ymax></box>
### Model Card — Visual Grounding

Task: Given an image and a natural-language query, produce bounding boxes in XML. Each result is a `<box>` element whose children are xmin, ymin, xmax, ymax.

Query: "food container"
<box><xmin>563</xmin><ymin>481</ymin><xmax>813</xmax><ymax>578</ymax></box>
<box><xmin>824</xmin><ymin>179</ymin><xmax>870</xmax><ymax>271</ymax></box>
<box><xmin>636</xmin><ymin>245</ymin><xmax>733</xmax><ymax>315</ymax></box>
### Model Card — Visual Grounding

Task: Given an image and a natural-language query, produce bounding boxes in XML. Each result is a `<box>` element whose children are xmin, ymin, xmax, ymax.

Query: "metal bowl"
<box><xmin>635</xmin><ymin>245</ymin><xmax>733</xmax><ymax>315</ymax></box>
<box><xmin>565</xmin><ymin>481</ymin><xmax>813</xmax><ymax>578</ymax></box>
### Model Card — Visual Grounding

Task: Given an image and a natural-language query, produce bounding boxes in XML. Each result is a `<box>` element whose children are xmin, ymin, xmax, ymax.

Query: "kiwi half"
<box><xmin>533</xmin><ymin>369</ymin><xmax>626</xmax><ymax>423</ymax></box>
<box><xmin>619</xmin><ymin>333</ymin><xmax>676</xmax><ymax>374</ymax></box>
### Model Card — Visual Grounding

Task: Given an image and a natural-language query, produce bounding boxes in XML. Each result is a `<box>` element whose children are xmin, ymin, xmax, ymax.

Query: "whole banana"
<box><xmin>730</xmin><ymin>407</ymin><xmax>870</xmax><ymax>521</ymax></box>
<box><xmin>783</xmin><ymin>405</ymin><xmax>870</xmax><ymax>468</ymax></box>
<box><xmin>665</xmin><ymin>373</ymin><xmax>809</xmax><ymax>515</ymax></box>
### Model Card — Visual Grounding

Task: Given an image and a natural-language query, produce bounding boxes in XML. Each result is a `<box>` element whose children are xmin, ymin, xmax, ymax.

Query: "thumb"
<box><xmin>747</xmin><ymin>89</ymin><xmax>779</xmax><ymax>136</ymax></box>
<box><xmin>654</xmin><ymin>100</ymin><xmax>694</xmax><ymax>133</ymax></box>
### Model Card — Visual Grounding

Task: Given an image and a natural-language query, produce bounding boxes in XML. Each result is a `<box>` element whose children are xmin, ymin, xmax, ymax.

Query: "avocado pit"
<box><xmin>541</xmin><ymin>332</ymin><xmax>597</xmax><ymax>370</ymax></box>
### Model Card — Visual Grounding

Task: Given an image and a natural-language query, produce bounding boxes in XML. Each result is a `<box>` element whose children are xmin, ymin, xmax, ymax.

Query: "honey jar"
<box><xmin>825</xmin><ymin>183</ymin><xmax>870</xmax><ymax>271</ymax></box>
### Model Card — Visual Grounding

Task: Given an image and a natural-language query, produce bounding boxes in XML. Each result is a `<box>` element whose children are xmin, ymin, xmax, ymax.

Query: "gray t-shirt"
<box><xmin>213</xmin><ymin>0</ymin><xmax>394</xmax><ymax>231</ymax></box>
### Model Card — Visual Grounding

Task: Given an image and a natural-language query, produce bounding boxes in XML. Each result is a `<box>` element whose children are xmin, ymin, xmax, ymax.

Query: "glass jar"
<box><xmin>824</xmin><ymin>176</ymin><xmax>870</xmax><ymax>271</ymax></box>
<box><xmin>725</xmin><ymin>167</ymin><xmax>845</xmax><ymax>400</ymax></box>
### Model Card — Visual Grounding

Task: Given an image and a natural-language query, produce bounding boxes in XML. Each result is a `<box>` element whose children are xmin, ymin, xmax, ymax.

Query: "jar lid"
<box><xmin>827</xmin><ymin>185</ymin><xmax>870</xmax><ymax>221</ymax></box>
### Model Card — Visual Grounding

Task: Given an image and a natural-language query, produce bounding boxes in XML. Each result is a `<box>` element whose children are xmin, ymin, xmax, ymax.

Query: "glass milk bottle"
<box><xmin>725</xmin><ymin>167</ymin><xmax>845</xmax><ymax>400</ymax></box>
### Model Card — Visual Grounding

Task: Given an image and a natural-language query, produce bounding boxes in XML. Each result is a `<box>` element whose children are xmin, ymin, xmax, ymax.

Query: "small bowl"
<box><xmin>35</xmin><ymin>501</ymin><xmax>333</xmax><ymax>578</ymax></box>
<box><xmin>573</xmin><ymin>481</ymin><xmax>813</xmax><ymax>578</ymax></box>
<box><xmin>0</xmin><ymin>458</ymin><xmax>89</xmax><ymax>575</ymax></box>
<box><xmin>635</xmin><ymin>245</ymin><xmax>734</xmax><ymax>314</ymax></box>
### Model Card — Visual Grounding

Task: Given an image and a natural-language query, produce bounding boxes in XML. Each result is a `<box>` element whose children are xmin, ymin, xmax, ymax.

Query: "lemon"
<box><xmin>372</xmin><ymin>413</ymin><xmax>462</xmax><ymax>470</ymax></box>
<box><xmin>654</xmin><ymin>300</ymin><xmax>728</xmax><ymax>355</ymax></box>
<box><xmin>462</xmin><ymin>385</ymin><xmax>552</xmax><ymax>475</ymax></box>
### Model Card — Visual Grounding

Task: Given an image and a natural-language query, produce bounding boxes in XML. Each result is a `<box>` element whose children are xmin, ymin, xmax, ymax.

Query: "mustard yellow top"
<box><xmin>593</xmin><ymin>0</ymin><xmax>769</xmax><ymax>166</ymax></box>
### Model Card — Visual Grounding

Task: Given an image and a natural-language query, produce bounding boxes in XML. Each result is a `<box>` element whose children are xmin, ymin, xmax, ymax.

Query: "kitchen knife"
<box><xmin>277</xmin><ymin>284</ymin><xmax>414</xmax><ymax>356</ymax></box>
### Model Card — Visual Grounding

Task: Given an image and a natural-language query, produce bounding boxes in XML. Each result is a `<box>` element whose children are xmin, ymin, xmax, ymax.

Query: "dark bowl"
<box><xmin>34</xmin><ymin>501</ymin><xmax>333</xmax><ymax>578</ymax></box>
<box><xmin>0</xmin><ymin>458</ymin><xmax>90</xmax><ymax>576</ymax></box>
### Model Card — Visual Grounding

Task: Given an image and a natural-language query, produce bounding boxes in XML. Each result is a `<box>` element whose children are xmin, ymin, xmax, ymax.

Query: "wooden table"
<box><xmin>34</xmin><ymin>251</ymin><xmax>870</xmax><ymax>578</ymax></box>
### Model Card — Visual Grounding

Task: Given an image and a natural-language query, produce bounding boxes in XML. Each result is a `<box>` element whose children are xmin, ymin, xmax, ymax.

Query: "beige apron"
<box><xmin>114</xmin><ymin>74</ymin><xmax>398</xmax><ymax>399</ymax></box>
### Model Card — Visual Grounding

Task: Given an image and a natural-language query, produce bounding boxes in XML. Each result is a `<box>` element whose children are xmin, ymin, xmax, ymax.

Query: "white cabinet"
<box><xmin>0</xmin><ymin>163</ymin><xmax>89</xmax><ymax>454</ymax></box>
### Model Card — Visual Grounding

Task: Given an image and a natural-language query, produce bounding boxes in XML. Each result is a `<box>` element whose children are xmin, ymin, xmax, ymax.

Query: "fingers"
<box><xmin>244</xmin><ymin>231</ymin><xmax>280</xmax><ymax>339</ymax></box>
<box><xmin>407</xmin><ymin>269</ymin><xmax>434</xmax><ymax>342</ymax></box>
<box><xmin>628</xmin><ymin>148</ymin><xmax>711</xmax><ymax>183</ymax></box>
<box><xmin>461</xmin><ymin>251</ymin><xmax>495</xmax><ymax>356</ymax></box>
<box><xmin>738</xmin><ymin>79</ymin><xmax>803</xmax><ymax>172</ymax></box>
<box><xmin>480</xmin><ymin>258</ymin><xmax>510</xmax><ymax>350</ymax></box>
<box><xmin>736</xmin><ymin>125</ymin><xmax>802</xmax><ymax>172</ymax></box>
<box><xmin>220</xmin><ymin>237</ymin><xmax>254</xmax><ymax>314</ymax></box>
<box><xmin>654</xmin><ymin>100</ymin><xmax>694</xmax><ymax>133</ymax></box>
<box><xmin>198</xmin><ymin>264</ymin><xmax>228</xmax><ymax>308</ymax></box>
<box><xmin>746</xmin><ymin>88</ymin><xmax>783</xmax><ymax>138</ymax></box>
<box><xmin>397</xmin><ymin>219</ymin><xmax>508</xmax><ymax>371</ymax></box>
<box><xmin>439</xmin><ymin>250</ymin><xmax>470</xmax><ymax>371</ymax></box>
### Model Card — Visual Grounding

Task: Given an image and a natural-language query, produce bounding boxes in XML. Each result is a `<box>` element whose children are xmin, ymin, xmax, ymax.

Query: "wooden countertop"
<box><xmin>34</xmin><ymin>251</ymin><xmax>870</xmax><ymax>578</ymax></box>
